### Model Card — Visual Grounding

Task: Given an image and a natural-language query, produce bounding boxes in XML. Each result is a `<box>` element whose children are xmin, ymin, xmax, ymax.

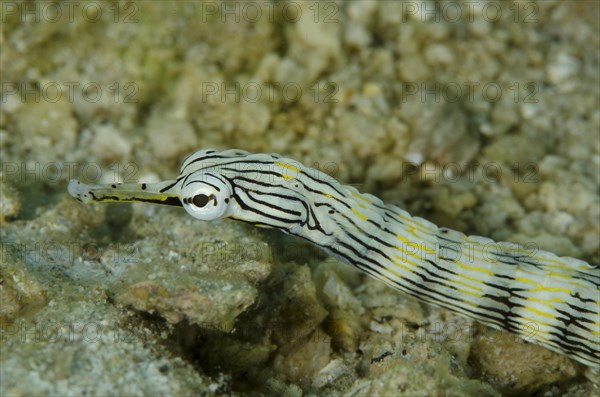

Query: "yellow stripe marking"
<box><xmin>396</xmin><ymin>234</ymin><xmax>435</xmax><ymax>254</ymax></box>
<box><xmin>523</xmin><ymin>306</ymin><xmax>555</xmax><ymax>318</ymax></box>
<box><xmin>514</xmin><ymin>278</ymin><xmax>572</xmax><ymax>294</ymax></box>
<box><xmin>397</xmin><ymin>213</ymin><xmax>436</xmax><ymax>235</ymax></box>
<box><xmin>457</xmin><ymin>288</ymin><xmax>483</xmax><ymax>298</ymax></box>
<box><xmin>391</xmin><ymin>257</ymin><xmax>417</xmax><ymax>274</ymax></box>
<box><xmin>454</xmin><ymin>259</ymin><xmax>495</xmax><ymax>276</ymax></box>
<box><xmin>274</xmin><ymin>161</ymin><xmax>300</xmax><ymax>173</ymax></box>
<box><xmin>352</xmin><ymin>191</ymin><xmax>372</xmax><ymax>204</ymax></box>
<box><xmin>453</xmin><ymin>279</ymin><xmax>482</xmax><ymax>292</ymax></box>
<box><xmin>352</xmin><ymin>207</ymin><xmax>368</xmax><ymax>220</ymax></box>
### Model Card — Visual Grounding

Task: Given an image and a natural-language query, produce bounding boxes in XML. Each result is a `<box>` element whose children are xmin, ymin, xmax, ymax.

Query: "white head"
<box><xmin>180</xmin><ymin>172</ymin><xmax>233</xmax><ymax>220</ymax></box>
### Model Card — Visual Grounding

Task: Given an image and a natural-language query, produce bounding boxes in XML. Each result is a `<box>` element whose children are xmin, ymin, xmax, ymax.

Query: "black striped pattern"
<box><xmin>68</xmin><ymin>149</ymin><xmax>600</xmax><ymax>367</ymax></box>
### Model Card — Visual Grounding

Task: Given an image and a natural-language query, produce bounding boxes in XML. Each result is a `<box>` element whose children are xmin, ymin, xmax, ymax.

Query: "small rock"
<box><xmin>547</xmin><ymin>53</ymin><xmax>580</xmax><ymax>85</ymax></box>
<box><xmin>424</xmin><ymin>43</ymin><xmax>455</xmax><ymax>65</ymax></box>
<box><xmin>148</xmin><ymin>117</ymin><xmax>197</xmax><ymax>160</ymax></box>
<box><xmin>91</xmin><ymin>124</ymin><xmax>132</xmax><ymax>163</ymax></box>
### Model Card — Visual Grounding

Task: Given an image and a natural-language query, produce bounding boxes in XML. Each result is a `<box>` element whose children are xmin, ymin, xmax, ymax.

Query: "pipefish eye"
<box><xmin>192</xmin><ymin>193</ymin><xmax>211</xmax><ymax>208</ymax></box>
<box><xmin>181</xmin><ymin>172</ymin><xmax>231</xmax><ymax>220</ymax></box>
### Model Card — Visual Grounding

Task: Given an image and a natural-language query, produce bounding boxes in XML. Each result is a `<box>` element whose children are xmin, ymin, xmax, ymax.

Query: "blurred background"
<box><xmin>1</xmin><ymin>1</ymin><xmax>598</xmax><ymax>396</ymax></box>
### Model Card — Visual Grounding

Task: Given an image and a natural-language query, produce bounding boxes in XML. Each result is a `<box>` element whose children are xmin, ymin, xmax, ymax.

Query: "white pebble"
<box><xmin>424</xmin><ymin>43</ymin><xmax>455</xmax><ymax>65</ymax></box>
<box><xmin>404</xmin><ymin>152</ymin><xmax>424</xmax><ymax>165</ymax></box>
<box><xmin>547</xmin><ymin>53</ymin><xmax>580</xmax><ymax>84</ymax></box>
<box><xmin>345</xmin><ymin>22</ymin><xmax>371</xmax><ymax>49</ymax></box>
<box><xmin>91</xmin><ymin>124</ymin><xmax>132</xmax><ymax>162</ymax></box>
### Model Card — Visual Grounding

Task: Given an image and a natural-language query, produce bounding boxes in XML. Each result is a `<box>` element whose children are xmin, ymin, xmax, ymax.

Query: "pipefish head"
<box><xmin>180</xmin><ymin>171</ymin><xmax>235</xmax><ymax>221</ymax></box>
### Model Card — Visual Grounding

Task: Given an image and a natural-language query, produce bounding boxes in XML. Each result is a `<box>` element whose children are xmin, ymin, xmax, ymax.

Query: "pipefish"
<box><xmin>68</xmin><ymin>148</ymin><xmax>600</xmax><ymax>367</ymax></box>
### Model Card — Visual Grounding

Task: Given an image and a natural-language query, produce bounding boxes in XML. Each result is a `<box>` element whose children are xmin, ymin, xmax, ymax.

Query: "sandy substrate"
<box><xmin>1</xmin><ymin>1</ymin><xmax>598</xmax><ymax>396</ymax></box>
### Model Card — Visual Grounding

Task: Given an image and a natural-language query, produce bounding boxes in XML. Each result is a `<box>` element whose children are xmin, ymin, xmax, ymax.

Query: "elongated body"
<box><xmin>68</xmin><ymin>149</ymin><xmax>599</xmax><ymax>367</ymax></box>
